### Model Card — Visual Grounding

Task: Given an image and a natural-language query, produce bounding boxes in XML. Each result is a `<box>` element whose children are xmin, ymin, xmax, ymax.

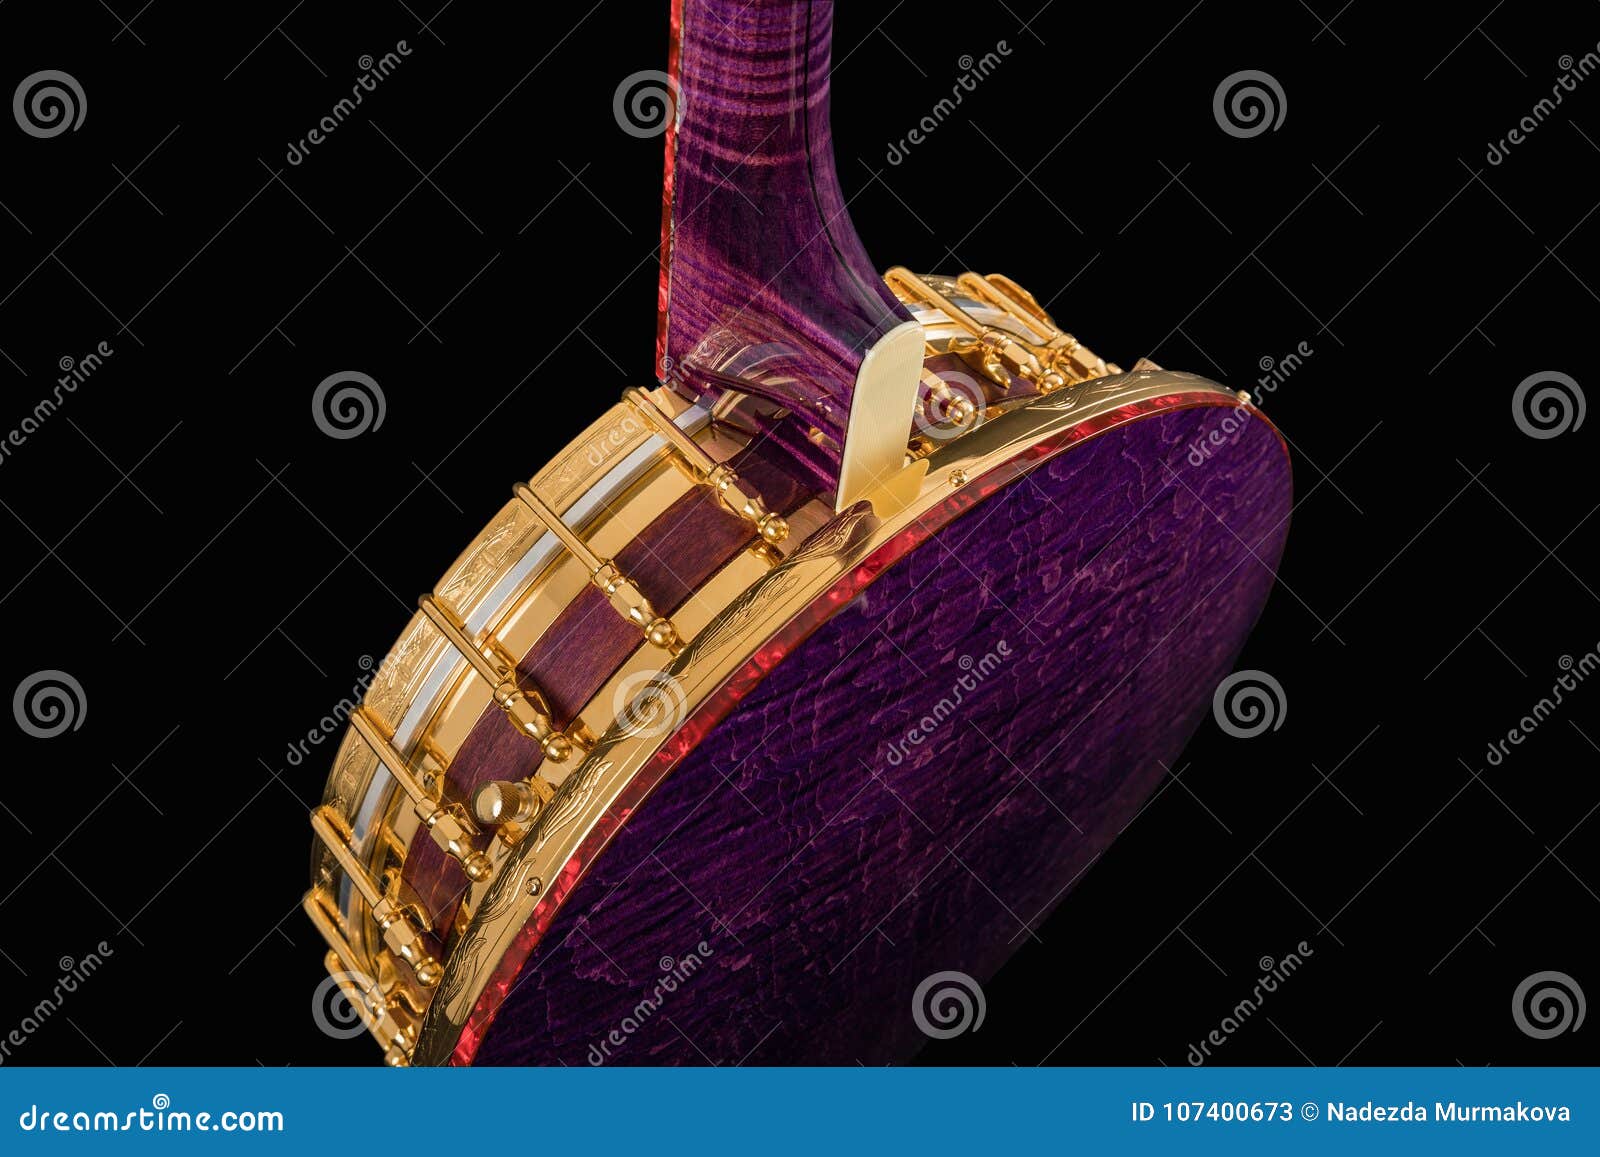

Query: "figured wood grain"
<box><xmin>473</xmin><ymin>405</ymin><xmax>1292</xmax><ymax>1064</ymax></box>
<box><xmin>398</xmin><ymin>449</ymin><xmax>810</xmax><ymax>930</ymax></box>
<box><xmin>658</xmin><ymin>0</ymin><xmax>912</xmax><ymax>485</ymax></box>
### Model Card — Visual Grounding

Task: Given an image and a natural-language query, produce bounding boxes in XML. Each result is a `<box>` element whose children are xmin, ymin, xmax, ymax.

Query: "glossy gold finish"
<box><xmin>512</xmin><ymin>482</ymin><xmax>685</xmax><ymax>657</ymax></box>
<box><xmin>888</xmin><ymin>268</ymin><xmax>1121</xmax><ymax>394</ymax></box>
<box><xmin>472</xmin><ymin>777</ymin><xmax>555</xmax><ymax>827</ymax></box>
<box><xmin>348</xmin><ymin>709</ymin><xmax>493</xmax><ymax>883</ymax></box>
<box><xmin>303</xmin><ymin>890</ymin><xmax>379</xmax><ymax>993</ymax></box>
<box><xmin>886</xmin><ymin>267</ymin><xmax>1051</xmax><ymax>388</ymax></box>
<box><xmin>417</xmin><ymin>595</ymin><xmax>577</xmax><ymax>763</ymax></box>
<box><xmin>921</xmin><ymin>368</ymin><xmax>978</xmax><ymax>428</ymax></box>
<box><xmin>321</xmin><ymin>949</ymin><xmax>414</xmax><ymax>1067</ymax></box>
<box><xmin>309</xmin><ymin>806</ymin><xmax>441</xmax><ymax>988</ymax></box>
<box><xmin>307</xmin><ymin>391</ymin><xmax>814</xmax><ymax>1059</ymax></box>
<box><xmin>307</xmin><ymin>265</ymin><xmax>1237</xmax><ymax>1066</ymax></box>
<box><xmin>304</xmin><ymin>887</ymin><xmax>424</xmax><ymax>1036</ymax></box>
<box><xmin>954</xmin><ymin>272</ymin><xmax>1121</xmax><ymax>386</ymax></box>
<box><xmin>411</xmin><ymin>367</ymin><xmax>1247</xmax><ymax>1065</ymax></box>
<box><xmin>623</xmin><ymin>388</ymin><xmax>788</xmax><ymax>544</ymax></box>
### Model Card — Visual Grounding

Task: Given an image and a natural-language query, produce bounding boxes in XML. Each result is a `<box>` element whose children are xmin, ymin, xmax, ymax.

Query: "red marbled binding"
<box><xmin>464</xmin><ymin>402</ymin><xmax>1291</xmax><ymax>1064</ymax></box>
<box><xmin>387</xmin><ymin>0</ymin><xmax>1294</xmax><ymax>1065</ymax></box>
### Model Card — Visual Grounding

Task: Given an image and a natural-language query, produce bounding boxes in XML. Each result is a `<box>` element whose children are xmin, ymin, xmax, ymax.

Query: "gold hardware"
<box><xmin>418</xmin><ymin>595</ymin><xmax>577</xmax><ymax>763</ymax></box>
<box><xmin>306</xmin><ymin>395</ymin><xmax>828</xmax><ymax>1063</ymax></box>
<box><xmin>320</xmin><ymin>948</ymin><xmax>413</xmax><ymax>1067</ymax></box>
<box><xmin>886</xmin><ymin>269</ymin><xmax>1121</xmax><ymax>393</ymax></box>
<box><xmin>887</xmin><ymin>268</ymin><xmax>1051</xmax><ymax>389</ymax></box>
<box><xmin>953</xmin><ymin>273</ymin><xmax>1121</xmax><ymax>387</ymax></box>
<box><xmin>308</xmin><ymin>807</ymin><xmax>442</xmax><ymax>987</ymax></box>
<box><xmin>920</xmin><ymin>368</ymin><xmax>978</xmax><ymax>429</ymax></box>
<box><xmin>472</xmin><ymin>777</ymin><xmax>556</xmax><ymax>827</ymax></box>
<box><xmin>307</xmin><ymin>267</ymin><xmax>1222</xmax><ymax>1067</ymax></box>
<box><xmin>622</xmin><ymin>388</ymin><xmax>789</xmax><ymax>545</ymax></box>
<box><xmin>412</xmin><ymin>370</ymin><xmax>1250</xmax><ymax>1066</ymax></box>
<box><xmin>512</xmin><ymin>483</ymin><xmax>685</xmax><ymax>656</ymax></box>
<box><xmin>302</xmin><ymin>889</ymin><xmax>419</xmax><ymax>1062</ymax></box>
<box><xmin>302</xmin><ymin>888</ymin><xmax>378</xmax><ymax>992</ymax></box>
<box><xmin>348</xmin><ymin>709</ymin><xmax>494</xmax><ymax>883</ymax></box>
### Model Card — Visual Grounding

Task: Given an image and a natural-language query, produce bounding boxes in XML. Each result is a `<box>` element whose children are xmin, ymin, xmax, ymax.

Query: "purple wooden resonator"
<box><xmin>462</xmin><ymin>0</ymin><xmax>1292</xmax><ymax>1063</ymax></box>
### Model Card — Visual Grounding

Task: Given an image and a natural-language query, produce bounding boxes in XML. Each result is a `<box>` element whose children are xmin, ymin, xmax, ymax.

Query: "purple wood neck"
<box><xmin>657</xmin><ymin>0</ymin><xmax>913</xmax><ymax>487</ymax></box>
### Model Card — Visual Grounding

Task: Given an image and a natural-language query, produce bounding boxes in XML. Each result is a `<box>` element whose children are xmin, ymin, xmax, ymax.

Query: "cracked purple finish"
<box><xmin>475</xmin><ymin>405</ymin><xmax>1291</xmax><ymax>1065</ymax></box>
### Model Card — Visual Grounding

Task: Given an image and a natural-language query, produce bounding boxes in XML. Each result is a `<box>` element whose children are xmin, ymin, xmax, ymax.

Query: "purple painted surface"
<box><xmin>659</xmin><ymin>0</ymin><xmax>912</xmax><ymax>484</ymax></box>
<box><xmin>475</xmin><ymin>406</ymin><xmax>1292</xmax><ymax>1065</ymax></box>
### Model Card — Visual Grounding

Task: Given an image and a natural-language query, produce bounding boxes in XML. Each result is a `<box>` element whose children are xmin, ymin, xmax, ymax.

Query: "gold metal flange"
<box><xmin>411</xmin><ymin>367</ymin><xmax>1249</xmax><ymax>1065</ymax></box>
<box><xmin>308</xmin><ymin>807</ymin><xmax>441</xmax><ymax>988</ymax></box>
<box><xmin>348</xmin><ymin>709</ymin><xmax>492</xmax><ymax>883</ymax></box>
<box><xmin>623</xmin><ymin>388</ymin><xmax>789</xmax><ymax>544</ymax></box>
<box><xmin>954</xmin><ymin>272</ymin><xmax>1119</xmax><ymax>386</ymax></box>
<box><xmin>512</xmin><ymin>482</ymin><xmax>685</xmax><ymax>656</ymax></box>
<box><xmin>418</xmin><ymin>595</ymin><xmax>579</xmax><ymax>763</ymax></box>
<box><xmin>888</xmin><ymin>268</ymin><xmax>1120</xmax><ymax>392</ymax></box>
<box><xmin>308</xmin><ymin>271</ymin><xmax>1214</xmax><ymax>1066</ymax></box>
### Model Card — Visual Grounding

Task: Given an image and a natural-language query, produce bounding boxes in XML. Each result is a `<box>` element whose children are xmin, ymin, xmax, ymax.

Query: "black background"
<box><xmin>0</xmin><ymin>1</ymin><xmax>1595</xmax><ymax>1067</ymax></box>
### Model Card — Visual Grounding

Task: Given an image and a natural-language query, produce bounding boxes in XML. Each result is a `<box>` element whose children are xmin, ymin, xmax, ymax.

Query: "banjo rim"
<box><xmin>412</xmin><ymin>369</ymin><xmax>1281</xmax><ymax>1065</ymax></box>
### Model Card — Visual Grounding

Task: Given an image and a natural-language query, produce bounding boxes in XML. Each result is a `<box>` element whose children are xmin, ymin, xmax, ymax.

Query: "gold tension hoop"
<box><xmin>299</xmin><ymin>377</ymin><xmax>801</xmax><ymax>1062</ymax></box>
<box><xmin>885</xmin><ymin>269</ymin><xmax>1120</xmax><ymax>392</ymax></box>
<box><xmin>304</xmin><ymin>270</ymin><xmax>1125</xmax><ymax>1064</ymax></box>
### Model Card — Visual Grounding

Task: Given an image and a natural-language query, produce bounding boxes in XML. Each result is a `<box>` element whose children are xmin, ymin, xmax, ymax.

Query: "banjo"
<box><xmin>302</xmin><ymin>0</ymin><xmax>1290</xmax><ymax>1065</ymax></box>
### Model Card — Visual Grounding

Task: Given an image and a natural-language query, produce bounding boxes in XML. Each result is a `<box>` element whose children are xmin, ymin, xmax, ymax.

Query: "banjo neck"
<box><xmin>302</xmin><ymin>0</ymin><xmax>1179</xmax><ymax>1068</ymax></box>
<box><xmin>657</xmin><ymin>0</ymin><xmax>925</xmax><ymax>510</ymax></box>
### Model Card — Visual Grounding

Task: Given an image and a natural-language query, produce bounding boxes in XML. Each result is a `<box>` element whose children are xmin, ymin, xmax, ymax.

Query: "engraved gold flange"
<box><xmin>306</xmin><ymin>268</ymin><xmax>1210</xmax><ymax>1067</ymax></box>
<box><xmin>410</xmin><ymin>367</ymin><xmax>1251</xmax><ymax>1065</ymax></box>
<box><xmin>307</xmin><ymin>384</ymin><xmax>830</xmax><ymax>1058</ymax></box>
